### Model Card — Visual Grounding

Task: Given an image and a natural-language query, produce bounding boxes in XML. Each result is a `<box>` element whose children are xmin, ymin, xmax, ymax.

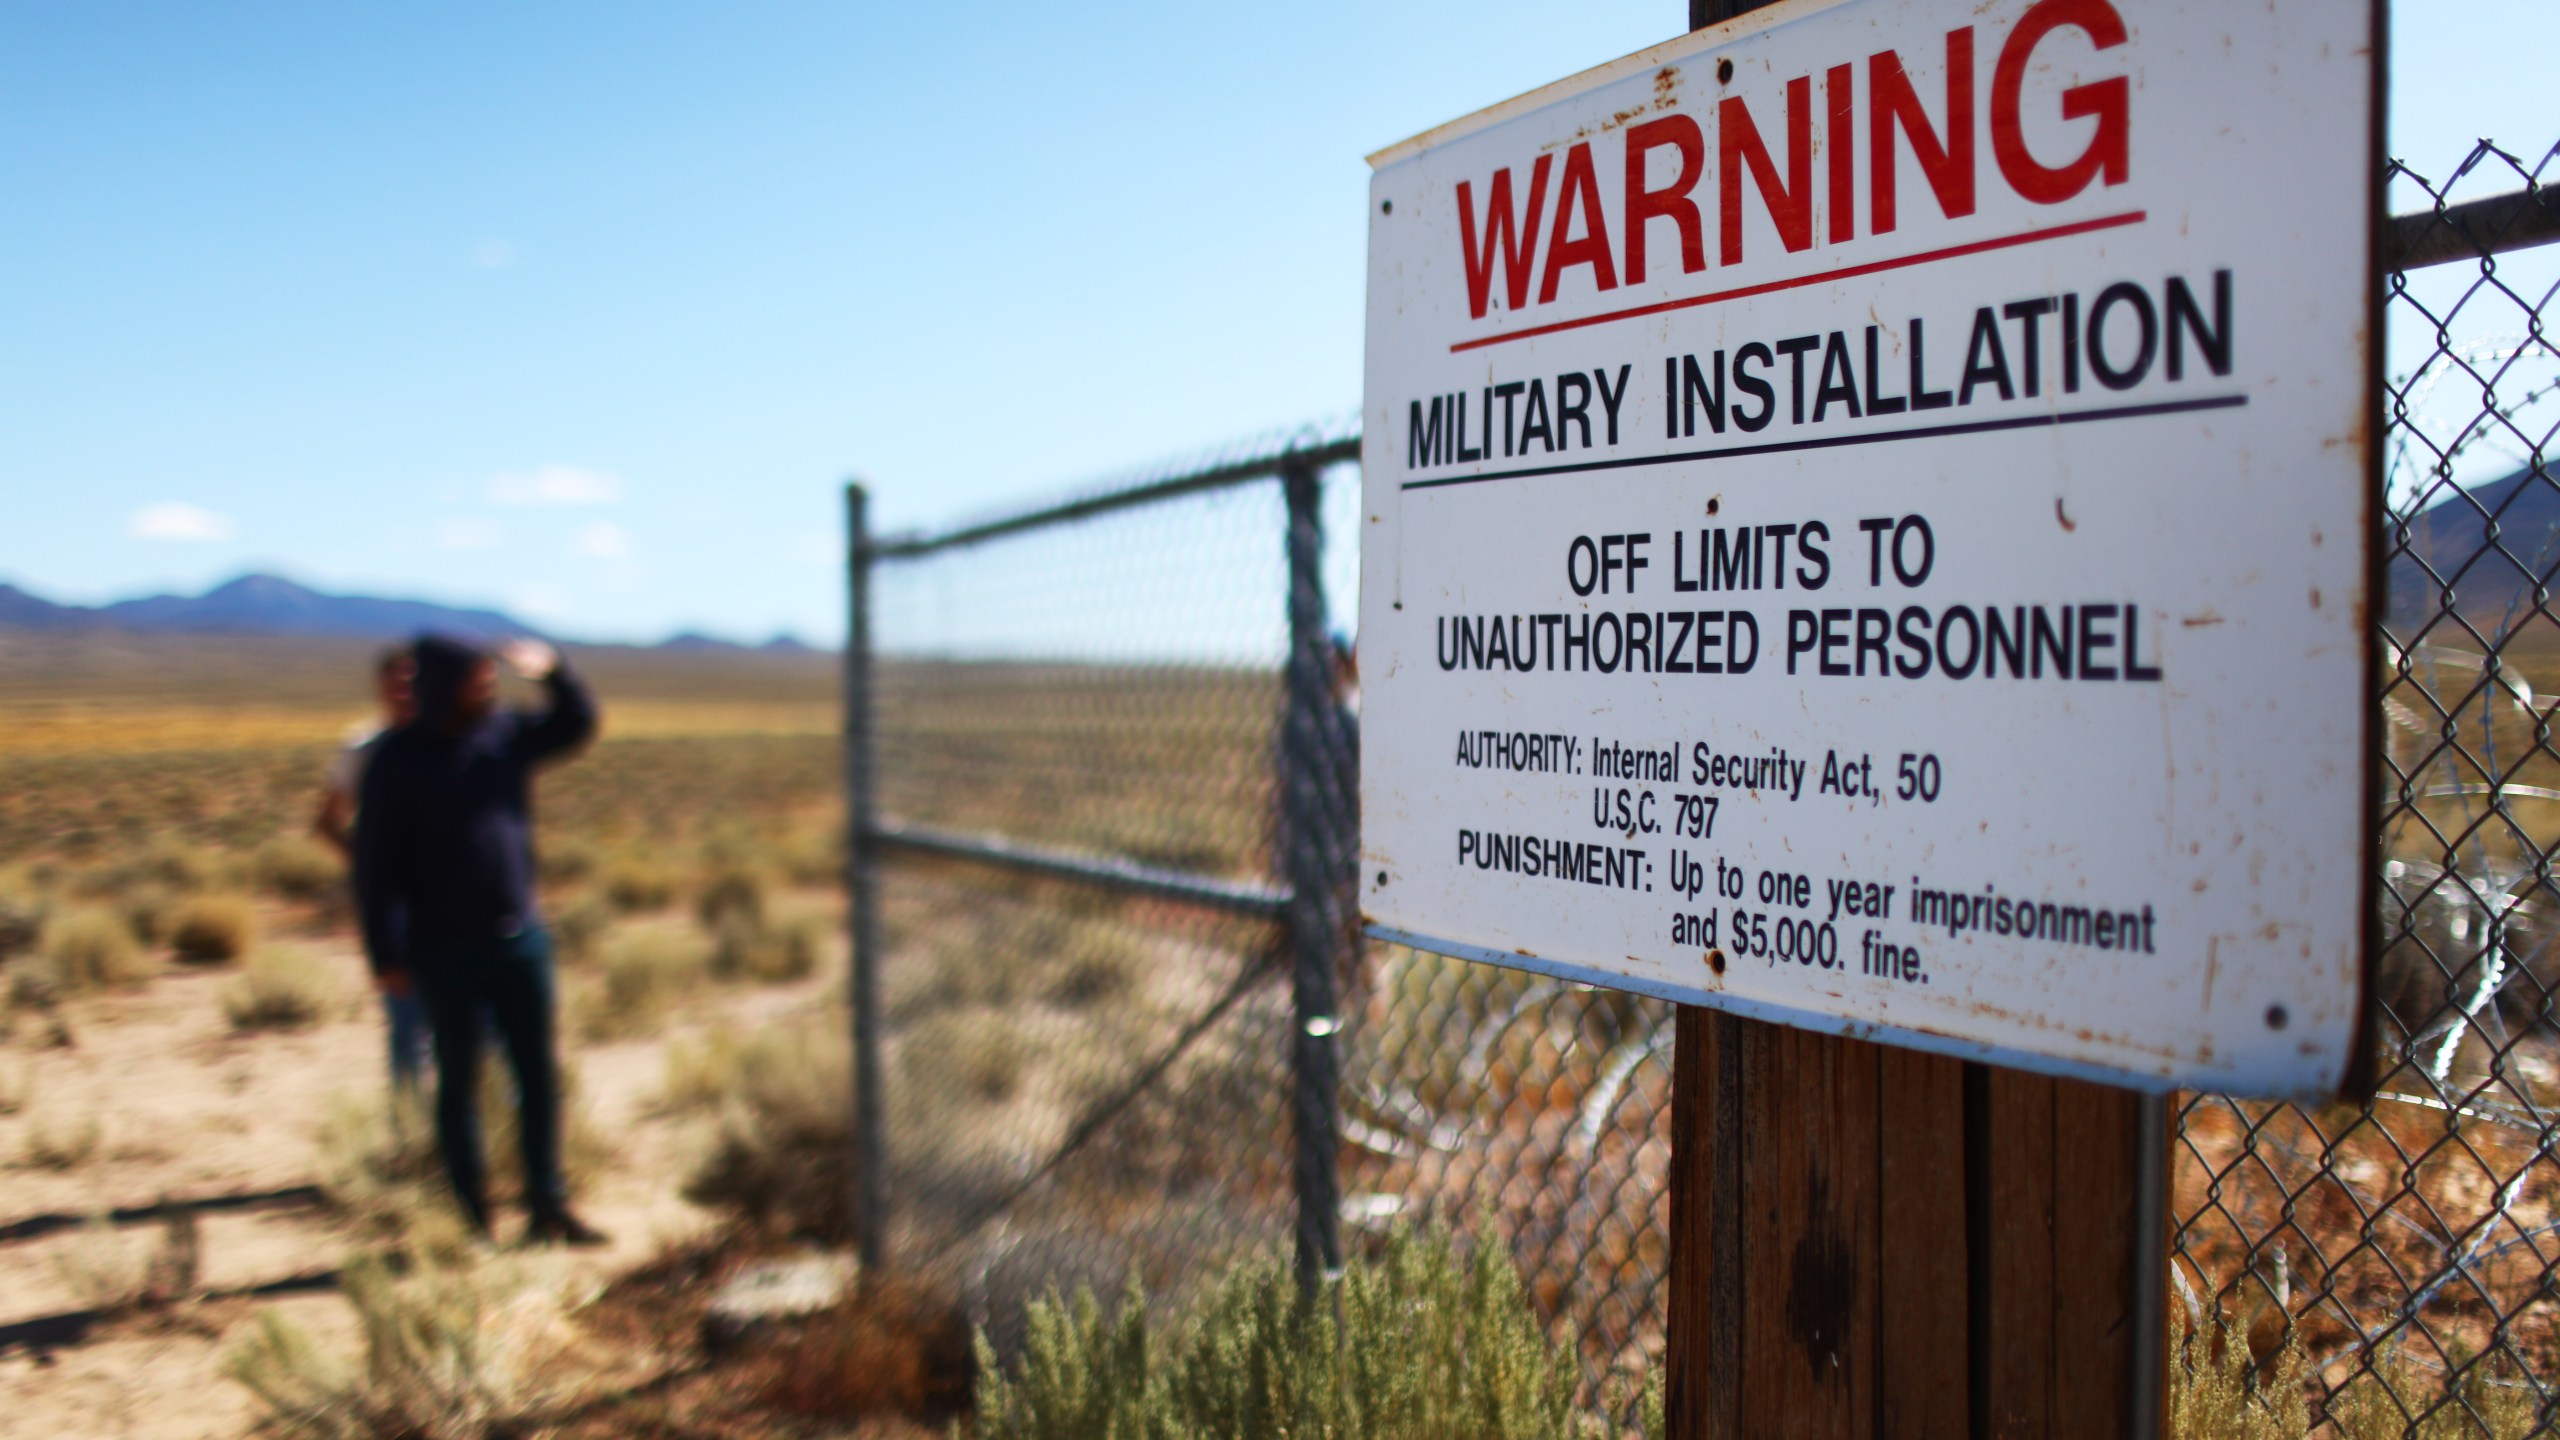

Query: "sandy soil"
<box><xmin>0</xmin><ymin>901</ymin><xmax>838</xmax><ymax>1439</ymax></box>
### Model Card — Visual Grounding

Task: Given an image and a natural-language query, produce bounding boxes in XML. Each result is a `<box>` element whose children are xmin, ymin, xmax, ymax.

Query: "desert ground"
<box><xmin>0</xmin><ymin>634</ymin><xmax>957</xmax><ymax>1438</ymax></box>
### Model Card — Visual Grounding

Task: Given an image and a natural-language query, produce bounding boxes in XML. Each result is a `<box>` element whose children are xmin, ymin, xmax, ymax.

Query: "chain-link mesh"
<box><xmin>862</xmin><ymin>425</ymin><xmax>1678</xmax><ymax>1399</ymax></box>
<box><xmin>862</xmin><ymin>139</ymin><xmax>2559</xmax><ymax>1433</ymax></box>
<box><xmin>867</xmin><ymin>435</ymin><xmax>1323</xmax><ymax>1347</ymax></box>
<box><xmin>2172</xmin><ymin>139</ymin><xmax>2560</xmax><ymax>1433</ymax></box>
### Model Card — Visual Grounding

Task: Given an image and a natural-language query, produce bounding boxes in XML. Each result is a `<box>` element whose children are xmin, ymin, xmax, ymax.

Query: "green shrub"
<box><xmin>968</xmin><ymin>1224</ymin><xmax>1586</xmax><ymax>1440</ymax></box>
<box><xmin>169</xmin><ymin>892</ymin><xmax>258</xmax><ymax>964</ymax></box>
<box><xmin>222</xmin><ymin>948</ymin><xmax>338</xmax><ymax>1031</ymax></box>
<box><xmin>255</xmin><ymin>836</ymin><xmax>345</xmax><ymax>902</ymax></box>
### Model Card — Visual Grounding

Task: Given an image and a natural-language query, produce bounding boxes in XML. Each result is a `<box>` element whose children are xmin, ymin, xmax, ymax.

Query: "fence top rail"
<box><xmin>868</xmin><ymin>425</ymin><xmax>1360</xmax><ymax>561</ymax></box>
<box><xmin>2383</xmin><ymin>184</ymin><xmax>2558</xmax><ymax>271</ymax></box>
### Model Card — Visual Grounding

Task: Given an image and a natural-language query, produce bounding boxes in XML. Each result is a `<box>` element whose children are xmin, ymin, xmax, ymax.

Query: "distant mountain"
<box><xmin>658</xmin><ymin>629</ymin><xmax>823</xmax><ymax>655</ymax></box>
<box><xmin>0</xmin><ymin>571</ymin><xmax>827</xmax><ymax>652</ymax></box>
<box><xmin>2390</xmin><ymin>462</ymin><xmax>2560</xmax><ymax>631</ymax></box>
<box><xmin>0</xmin><ymin>572</ymin><xmax>538</xmax><ymax>643</ymax></box>
<box><xmin>0</xmin><ymin>583</ymin><xmax>89</xmax><ymax>631</ymax></box>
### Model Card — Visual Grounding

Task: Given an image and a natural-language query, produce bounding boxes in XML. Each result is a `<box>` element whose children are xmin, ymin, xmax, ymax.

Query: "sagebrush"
<box><xmin>967</xmin><ymin>1223</ymin><xmax>1616</xmax><ymax>1440</ymax></box>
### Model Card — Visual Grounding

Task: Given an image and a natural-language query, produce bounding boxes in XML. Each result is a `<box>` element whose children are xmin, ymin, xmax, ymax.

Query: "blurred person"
<box><xmin>356</xmin><ymin>634</ymin><xmax>606</xmax><ymax>1246</ymax></box>
<box><xmin>316</xmin><ymin>648</ymin><xmax>431</xmax><ymax>1090</ymax></box>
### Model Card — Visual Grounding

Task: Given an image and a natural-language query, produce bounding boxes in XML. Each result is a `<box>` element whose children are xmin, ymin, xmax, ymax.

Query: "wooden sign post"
<box><xmin>1665</xmin><ymin>1010</ymin><xmax>2163</xmax><ymax>1437</ymax></box>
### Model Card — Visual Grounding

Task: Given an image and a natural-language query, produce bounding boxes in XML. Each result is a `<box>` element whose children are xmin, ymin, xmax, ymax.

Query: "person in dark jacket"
<box><xmin>356</xmin><ymin>633</ymin><xmax>606</xmax><ymax>1245</ymax></box>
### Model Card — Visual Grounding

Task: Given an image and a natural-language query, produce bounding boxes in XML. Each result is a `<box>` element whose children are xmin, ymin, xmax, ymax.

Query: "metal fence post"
<box><xmin>845</xmin><ymin>481</ymin><xmax>887</xmax><ymax>1273</ymax></box>
<box><xmin>1280</xmin><ymin>454</ymin><xmax>1343</xmax><ymax>1289</ymax></box>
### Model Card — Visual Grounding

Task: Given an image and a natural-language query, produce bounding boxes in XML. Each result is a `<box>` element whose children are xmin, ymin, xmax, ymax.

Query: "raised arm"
<box><xmin>504</xmin><ymin>639</ymin><xmax>600</xmax><ymax>764</ymax></box>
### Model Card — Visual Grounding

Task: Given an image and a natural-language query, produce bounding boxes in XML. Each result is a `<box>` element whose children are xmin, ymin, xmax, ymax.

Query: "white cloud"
<box><xmin>470</xmin><ymin>238</ymin><xmax>516</xmax><ymax>270</ymax></box>
<box><xmin>572</xmin><ymin>520</ymin><xmax>631</xmax><ymax>559</ymax></box>
<box><xmin>488</xmin><ymin>464</ymin><xmax>622</xmax><ymax>507</ymax></box>
<box><xmin>434</xmin><ymin>517</ymin><xmax>502</xmax><ymax>551</ymax></box>
<box><xmin>508</xmin><ymin>583</ymin><xmax>568</xmax><ymax>619</ymax></box>
<box><xmin>127</xmin><ymin>502</ymin><xmax>236</xmax><ymax>542</ymax></box>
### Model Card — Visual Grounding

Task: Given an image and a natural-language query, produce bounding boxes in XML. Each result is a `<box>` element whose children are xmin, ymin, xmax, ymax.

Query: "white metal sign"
<box><xmin>1358</xmin><ymin>0</ymin><xmax>2378</xmax><ymax>1096</ymax></box>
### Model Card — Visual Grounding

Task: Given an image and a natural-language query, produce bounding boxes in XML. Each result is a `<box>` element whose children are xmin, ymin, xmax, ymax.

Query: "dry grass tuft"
<box><xmin>902</xmin><ymin>1011</ymin><xmax>1035</xmax><ymax>1106</ymax></box>
<box><xmin>116</xmin><ymin>882</ymin><xmax>179</xmax><ymax>946</ymax></box>
<box><xmin>47</xmin><ymin>1216</ymin><xmax>149</xmax><ymax>1313</ymax></box>
<box><xmin>657</xmin><ymin>1030</ymin><xmax>742</xmax><ymax>1115</ymax></box>
<box><xmin>169</xmin><ymin>891</ymin><xmax>258</xmax><ymax>964</ymax></box>
<box><xmin>681</xmin><ymin>1020</ymin><xmax>857</xmax><ymax>1240</ymax></box>
<box><xmin>221</xmin><ymin>947</ymin><xmax>338</xmax><ymax>1032</ymax></box>
<box><xmin>694</xmin><ymin>863</ymin><xmax>770</xmax><ymax>934</ymax></box>
<box><xmin>0</xmin><ymin>1056</ymin><xmax>31</xmax><ymax>1115</ymax></box>
<box><xmin>580</xmin><ymin>929</ymin><xmax>711</xmax><ymax>1040</ymax></box>
<box><xmin>601</xmin><ymin>854</ymin><xmax>680</xmax><ymax>914</ymax></box>
<box><xmin>536</xmin><ymin>837</ymin><xmax>598</xmax><ymax>886</ymax></box>
<box><xmin>255</xmin><ymin>835</ymin><xmax>345</xmax><ymax>902</ymax></box>
<box><xmin>711</xmin><ymin>897</ymin><xmax>826</xmax><ymax>986</ymax></box>
<box><xmin>16</xmin><ymin>906</ymin><xmax>156</xmax><ymax>1002</ymax></box>
<box><xmin>315</xmin><ymin>1090</ymin><xmax>446</xmax><ymax>1239</ymax></box>
<box><xmin>107</xmin><ymin>834</ymin><xmax>234</xmax><ymax>895</ymax></box>
<box><xmin>223</xmin><ymin>1249</ymin><xmax>614</xmax><ymax>1440</ymax></box>
<box><xmin>2166</xmin><ymin>1310</ymin><xmax>2546</xmax><ymax>1439</ymax></box>
<box><xmin>0</xmin><ymin>878</ymin><xmax>47</xmax><ymax>960</ymax></box>
<box><xmin>18</xmin><ymin>1108</ymin><xmax>105</xmax><ymax>1170</ymax></box>
<box><xmin>547</xmin><ymin>894</ymin><xmax>612</xmax><ymax>964</ymax></box>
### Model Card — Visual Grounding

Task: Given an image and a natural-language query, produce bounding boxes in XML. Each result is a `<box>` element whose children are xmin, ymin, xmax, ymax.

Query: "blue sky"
<box><xmin>1</xmin><ymin>2</ymin><xmax>2549</xmax><ymax>644</ymax></box>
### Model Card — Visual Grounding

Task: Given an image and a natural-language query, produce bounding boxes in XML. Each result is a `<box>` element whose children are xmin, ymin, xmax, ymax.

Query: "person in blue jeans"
<box><xmin>356</xmin><ymin>633</ymin><xmax>607</xmax><ymax>1246</ymax></box>
<box><xmin>317</xmin><ymin>648</ymin><xmax>433</xmax><ymax>1089</ymax></box>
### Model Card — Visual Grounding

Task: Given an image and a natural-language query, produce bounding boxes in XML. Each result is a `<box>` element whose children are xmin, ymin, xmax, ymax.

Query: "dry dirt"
<box><xmin>0</xmin><ymin>898</ymin><xmax>840</xmax><ymax>1439</ymax></box>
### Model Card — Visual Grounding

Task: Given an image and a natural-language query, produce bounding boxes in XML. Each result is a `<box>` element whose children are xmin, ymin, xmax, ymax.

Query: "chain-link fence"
<box><xmin>2171</xmin><ymin>143</ymin><xmax>2560</xmax><ymax>1433</ymax></box>
<box><xmin>848</xmin><ymin>140</ymin><xmax>2558</xmax><ymax>1432</ymax></box>
<box><xmin>845</xmin><ymin>427</ymin><xmax>1677</xmax><ymax>1400</ymax></box>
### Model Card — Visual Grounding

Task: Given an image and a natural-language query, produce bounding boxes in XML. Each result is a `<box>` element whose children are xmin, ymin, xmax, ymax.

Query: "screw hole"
<box><xmin>1380</xmin><ymin>199</ymin><xmax>1392</xmax><ymax>215</ymax></box>
<box><xmin>1707</xmin><ymin>948</ymin><xmax>1727</xmax><ymax>976</ymax></box>
<box><xmin>1705</xmin><ymin>496</ymin><xmax>1720</xmax><ymax>516</ymax></box>
<box><xmin>1717</xmin><ymin>57</ymin><xmax>1734</xmax><ymax>84</ymax></box>
<box><xmin>2265</xmin><ymin>1004</ymin><xmax>2289</xmax><ymax>1031</ymax></box>
<box><xmin>1376</xmin><ymin>871</ymin><xmax>1389</xmax><ymax>888</ymax></box>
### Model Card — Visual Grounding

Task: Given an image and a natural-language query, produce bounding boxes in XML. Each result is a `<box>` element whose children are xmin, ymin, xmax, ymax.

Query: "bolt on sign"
<box><xmin>1358</xmin><ymin>0</ymin><xmax>2380</xmax><ymax>1097</ymax></box>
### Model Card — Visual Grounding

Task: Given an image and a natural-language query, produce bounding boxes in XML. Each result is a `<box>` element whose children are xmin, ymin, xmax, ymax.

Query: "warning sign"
<box><xmin>1357</xmin><ymin>0</ymin><xmax>2379</xmax><ymax>1095</ymax></box>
